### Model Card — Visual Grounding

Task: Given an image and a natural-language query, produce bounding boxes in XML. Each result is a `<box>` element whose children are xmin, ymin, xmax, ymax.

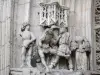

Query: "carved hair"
<box><xmin>21</xmin><ymin>23</ymin><xmax>31</xmax><ymax>32</ymax></box>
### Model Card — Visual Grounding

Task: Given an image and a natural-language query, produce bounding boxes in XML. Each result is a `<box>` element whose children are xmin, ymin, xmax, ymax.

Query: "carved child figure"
<box><xmin>20</xmin><ymin>23</ymin><xmax>36</xmax><ymax>68</ymax></box>
<box><xmin>57</xmin><ymin>27</ymin><xmax>73</xmax><ymax>71</ymax></box>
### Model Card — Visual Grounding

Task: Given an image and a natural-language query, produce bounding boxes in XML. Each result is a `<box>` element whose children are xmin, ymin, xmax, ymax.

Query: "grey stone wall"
<box><xmin>10</xmin><ymin>0</ymin><xmax>93</xmax><ymax>69</ymax></box>
<box><xmin>0</xmin><ymin>0</ymin><xmax>12</xmax><ymax>75</ymax></box>
<box><xmin>0</xmin><ymin>0</ymin><xmax>93</xmax><ymax>75</ymax></box>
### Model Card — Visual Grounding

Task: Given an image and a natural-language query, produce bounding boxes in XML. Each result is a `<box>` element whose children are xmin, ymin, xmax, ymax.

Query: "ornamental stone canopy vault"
<box><xmin>39</xmin><ymin>2</ymin><xmax>69</xmax><ymax>27</ymax></box>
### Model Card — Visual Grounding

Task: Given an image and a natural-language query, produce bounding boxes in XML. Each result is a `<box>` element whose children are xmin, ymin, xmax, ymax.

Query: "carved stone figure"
<box><xmin>48</xmin><ymin>25</ymin><xmax>59</xmax><ymax>69</ymax></box>
<box><xmin>38</xmin><ymin>27</ymin><xmax>53</xmax><ymax>72</ymax></box>
<box><xmin>70</xmin><ymin>39</ymin><xmax>79</xmax><ymax>70</ymax></box>
<box><xmin>75</xmin><ymin>36</ymin><xmax>91</xmax><ymax>71</ymax></box>
<box><xmin>20</xmin><ymin>23</ymin><xmax>36</xmax><ymax>68</ymax></box>
<box><xmin>57</xmin><ymin>27</ymin><xmax>73</xmax><ymax>71</ymax></box>
<box><xmin>38</xmin><ymin>25</ymin><xmax>59</xmax><ymax>72</ymax></box>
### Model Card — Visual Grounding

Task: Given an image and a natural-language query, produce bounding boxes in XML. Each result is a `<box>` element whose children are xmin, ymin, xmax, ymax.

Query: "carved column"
<box><xmin>92</xmin><ymin>0</ymin><xmax>100</xmax><ymax>71</ymax></box>
<box><xmin>0</xmin><ymin>0</ymin><xmax>12</xmax><ymax>75</ymax></box>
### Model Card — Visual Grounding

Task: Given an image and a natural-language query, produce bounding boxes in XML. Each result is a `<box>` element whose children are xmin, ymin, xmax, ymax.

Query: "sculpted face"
<box><xmin>70</xmin><ymin>41</ymin><xmax>78</xmax><ymax>50</ymax></box>
<box><xmin>60</xmin><ymin>28</ymin><xmax>67</xmax><ymax>34</ymax></box>
<box><xmin>53</xmin><ymin>29</ymin><xmax>59</xmax><ymax>36</ymax></box>
<box><xmin>25</xmin><ymin>25</ymin><xmax>30</xmax><ymax>31</ymax></box>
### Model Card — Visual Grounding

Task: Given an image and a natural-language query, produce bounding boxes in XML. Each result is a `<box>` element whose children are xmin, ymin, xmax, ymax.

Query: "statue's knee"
<box><xmin>69</xmin><ymin>64</ymin><xmax>73</xmax><ymax>69</ymax></box>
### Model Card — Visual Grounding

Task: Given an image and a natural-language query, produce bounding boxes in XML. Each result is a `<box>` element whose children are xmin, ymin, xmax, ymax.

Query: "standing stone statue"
<box><xmin>20</xmin><ymin>23</ymin><xmax>36</xmax><ymax>68</ymax></box>
<box><xmin>38</xmin><ymin>25</ymin><xmax>59</xmax><ymax>72</ymax></box>
<box><xmin>57</xmin><ymin>27</ymin><xmax>73</xmax><ymax>71</ymax></box>
<box><xmin>75</xmin><ymin>36</ymin><xmax>91</xmax><ymax>71</ymax></box>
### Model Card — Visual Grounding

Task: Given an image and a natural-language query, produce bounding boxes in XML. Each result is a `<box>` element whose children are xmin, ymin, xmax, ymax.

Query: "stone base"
<box><xmin>10</xmin><ymin>68</ymin><xmax>40</xmax><ymax>75</ymax></box>
<box><xmin>10</xmin><ymin>68</ymin><xmax>100</xmax><ymax>75</ymax></box>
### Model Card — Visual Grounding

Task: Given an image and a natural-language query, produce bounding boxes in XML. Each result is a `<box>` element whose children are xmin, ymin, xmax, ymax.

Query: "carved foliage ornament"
<box><xmin>96</xmin><ymin>28</ymin><xmax>100</xmax><ymax>70</ymax></box>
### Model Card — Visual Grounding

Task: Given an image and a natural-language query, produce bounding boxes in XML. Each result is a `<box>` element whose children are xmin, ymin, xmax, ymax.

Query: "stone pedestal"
<box><xmin>10</xmin><ymin>68</ymin><xmax>99</xmax><ymax>75</ymax></box>
<box><xmin>10</xmin><ymin>68</ymin><xmax>40</xmax><ymax>75</ymax></box>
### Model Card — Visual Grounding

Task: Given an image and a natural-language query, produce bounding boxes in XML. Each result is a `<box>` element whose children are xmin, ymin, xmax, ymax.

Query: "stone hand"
<box><xmin>23</xmin><ymin>40</ymin><xmax>31</xmax><ymax>48</ymax></box>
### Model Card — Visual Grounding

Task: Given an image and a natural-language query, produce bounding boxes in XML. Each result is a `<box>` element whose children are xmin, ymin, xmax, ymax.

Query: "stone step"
<box><xmin>10</xmin><ymin>68</ymin><xmax>40</xmax><ymax>75</ymax></box>
<box><xmin>10</xmin><ymin>68</ymin><xmax>100</xmax><ymax>75</ymax></box>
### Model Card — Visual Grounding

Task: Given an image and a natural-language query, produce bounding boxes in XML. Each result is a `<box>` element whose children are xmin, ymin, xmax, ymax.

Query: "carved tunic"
<box><xmin>58</xmin><ymin>32</ymin><xmax>71</xmax><ymax>57</ymax></box>
<box><xmin>59</xmin><ymin>32</ymin><xmax>69</xmax><ymax>45</ymax></box>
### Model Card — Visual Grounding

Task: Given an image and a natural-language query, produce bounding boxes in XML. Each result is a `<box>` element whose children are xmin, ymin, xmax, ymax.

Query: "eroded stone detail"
<box><xmin>15</xmin><ymin>2</ymin><xmax>91</xmax><ymax>75</ymax></box>
<box><xmin>95</xmin><ymin>0</ymin><xmax>100</xmax><ymax>25</ymax></box>
<box><xmin>95</xmin><ymin>28</ymin><xmax>100</xmax><ymax>70</ymax></box>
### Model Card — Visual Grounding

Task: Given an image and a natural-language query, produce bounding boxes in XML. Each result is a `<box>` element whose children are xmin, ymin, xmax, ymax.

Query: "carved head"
<box><xmin>70</xmin><ymin>40</ymin><xmax>78</xmax><ymax>51</ymax></box>
<box><xmin>45</xmin><ymin>28</ymin><xmax>53</xmax><ymax>35</ymax></box>
<box><xmin>83</xmin><ymin>37</ymin><xmax>91</xmax><ymax>52</ymax></box>
<box><xmin>21</xmin><ymin>22</ymin><xmax>31</xmax><ymax>32</ymax></box>
<box><xmin>75</xmin><ymin>36</ymin><xmax>91</xmax><ymax>52</ymax></box>
<box><xmin>51</xmin><ymin>25</ymin><xmax>59</xmax><ymax>35</ymax></box>
<box><xmin>60</xmin><ymin>27</ymin><xmax>68</xmax><ymax>34</ymax></box>
<box><xmin>75</xmin><ymin>36</ymin><xmax>84</xmax><ymax>44</ymax></box>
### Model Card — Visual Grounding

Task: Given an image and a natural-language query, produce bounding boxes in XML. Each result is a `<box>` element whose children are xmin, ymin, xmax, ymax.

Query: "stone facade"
<box><xmin>0</xmin><ymin>0</ymin><xmax>98</xmax><ymax>75</ymax></box>
<box><xmin>0</xmin><ymin>0</ymin><xmax>13</xmax><ymax>75</ymax></box>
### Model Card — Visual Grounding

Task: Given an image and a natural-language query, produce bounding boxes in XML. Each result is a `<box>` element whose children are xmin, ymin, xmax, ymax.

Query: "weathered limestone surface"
<box><xmin>0</xmin><ymin>0</ymin><xmax>92</xmax><ymax>75</ymax></box>
<box><xmin>0</xmin><ymin>0</ymin><xmax>12</xmax><ymax>75</ymax></box>
<box><xmin>10</xmin><ymin>0</ymin><xmax>93</xmax><ymax>69</ymax></box>
<box><xmin>11</xmin><ymin>68</ymin><xmax>95</xmax><ymax>75</ymax></box>
<box><xmin>10</xmin><ymin>68</ymin><xmax>40</xmax><ymax>75</ymax></box>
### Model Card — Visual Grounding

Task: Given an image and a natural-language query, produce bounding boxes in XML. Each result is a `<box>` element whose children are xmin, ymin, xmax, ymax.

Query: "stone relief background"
<box><xmin>0</xmin><ymin>0</ymin><xmax>93</xmax><ymax>75</ymax></box>
<box><xmin>11</xmin><ymin>0</ymin><xmax>92</xmax><ymax>68</ymax></box>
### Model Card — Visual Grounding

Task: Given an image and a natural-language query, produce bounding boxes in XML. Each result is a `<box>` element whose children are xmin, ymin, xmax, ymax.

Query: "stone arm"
<box><xmin>19</xmin><ymin>32</ymin><xmax>22</xmax><ymax>37</ymax></box>
<box><xmin>65</xmin><ymin>33</ymin><xmax>71</xmax><ymax>46</ymax></box>
<box><xmin>38</xmin><ymin>33</ymin><xmax>46</xmax><ymax>47</ymax></box>
<box><xmin>29</xmin><ymin>32</ymin><xmax>36</xmax><ymax>44</ymax></box>
<box><xmin>58</xmin><ymin>34</ymin><xmax>62</xmax><ymax>41</ymax></box>
<box><xmin>83</xmin><ymin>41</ymin><xmax>91</xmax><ymax>52</ymax></box>
<box><xmin>68</xmin><ymin>35</ymin><xmax>71</xmax><ymax>46</ymax></box>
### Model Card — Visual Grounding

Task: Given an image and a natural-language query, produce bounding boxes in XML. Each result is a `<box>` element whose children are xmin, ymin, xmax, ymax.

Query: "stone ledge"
<box><xmin>10</xmin><ymin>68</ymin><xmax>100</xmax><ymax>75</ymax></box>
<box><xmin>10</xmin><ymin>68</ymin><xmax>40</xmax><ymax>75</ymax></box>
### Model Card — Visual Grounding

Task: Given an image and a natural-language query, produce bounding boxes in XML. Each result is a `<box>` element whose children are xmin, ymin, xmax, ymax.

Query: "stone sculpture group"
<box><xmin>19</xmin><ymin>2</ymin><xmax>91</xmax><ymax>74</ymax></box>
<box><xmin>19</xmin><ymin>22</ymin><xmax>91</xmax><ymax>73</ymax></box>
